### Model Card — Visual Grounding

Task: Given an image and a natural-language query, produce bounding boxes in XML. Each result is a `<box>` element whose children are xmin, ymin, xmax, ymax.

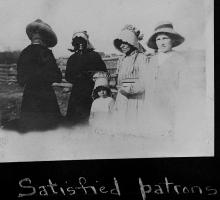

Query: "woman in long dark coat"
<box><xmin>65</xmin><ymin>31</ymin><xmax>107</xmax><ymax>125</ymax></box>
<box><xmin>16</xmin><ymin>19</ymin><xmax>62</xmax><ymax>132</ymax></box>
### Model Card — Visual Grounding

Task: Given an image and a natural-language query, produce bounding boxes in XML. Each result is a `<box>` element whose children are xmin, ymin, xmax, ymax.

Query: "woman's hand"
<box><xmin>119</xmin><ymin>86</ymin><xmax>131</xmax><ymax>97</ymax></box>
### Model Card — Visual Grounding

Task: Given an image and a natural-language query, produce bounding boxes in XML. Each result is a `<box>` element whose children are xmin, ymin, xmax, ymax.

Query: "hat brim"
<box><xmin>72</xmin><ymin>36</ymin><xmax>94</xmax><ymax>50</ymax></box>
<box><xmin>147</xmin><ymin>31</ymin><xmax>185</xmax><ymax>50</ymax></box>
<box><xmin>113</xmin><ymin>39</ymin><xmax>137</xmax><ymax>53</ymax></box>
<box><xmin>26</xmin><ymin>21</ymin><xmax>57</xmax><ymax>47</ymax></box>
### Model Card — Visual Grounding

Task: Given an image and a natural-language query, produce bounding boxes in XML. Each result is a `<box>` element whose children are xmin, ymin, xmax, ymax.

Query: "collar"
<box><xmin>124</xmin><ymin>50</ymin><xmax>138</xmax><ymax>57</ymax></box>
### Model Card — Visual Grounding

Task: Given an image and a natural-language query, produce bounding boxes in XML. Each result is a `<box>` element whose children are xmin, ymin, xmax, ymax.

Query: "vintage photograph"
<box><xmin>0</xmin><ymin>0</ymin><xmax>214</xmax><ymax>162</ymax></box>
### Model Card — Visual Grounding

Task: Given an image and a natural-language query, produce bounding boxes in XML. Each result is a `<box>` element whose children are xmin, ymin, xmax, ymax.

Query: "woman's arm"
<box><xmin>40</xmin><ymin>50</ymin><xmax>62</xmax><ymax>84</ymax></box>
<box><xmin>91</xmin><ymin>52</ymin><xmax>107</xmax><ymax>72</ymax></box>
<box><xmin>65</xmin><ymin>56</ymin><xmax>81</xmax><ymax>84</ymax></box>
<box><xmin>119</xmin><ymin>54</ymin><xmax>147</xmax><ymax>97</ymax></box>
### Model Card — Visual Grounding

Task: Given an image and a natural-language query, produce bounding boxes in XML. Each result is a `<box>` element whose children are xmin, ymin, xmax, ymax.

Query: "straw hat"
<box><xmin>26</xmin><ymin>19</ymin><xmax>57</xmax><ymax>47</ymax></box>
<box><xmin>72</xmin><ymin>31</ymin><xmax>94</xmax><ymax>50</ymax></box>
<box><xmin>114</xmin><ymin>24</ymin><xmax>145</xmax><ymax>53</ymax></box>
<box><xmin>147</xmin><ymin>21</ymin><xmax>185</xmax><ymax>49</ymax></box>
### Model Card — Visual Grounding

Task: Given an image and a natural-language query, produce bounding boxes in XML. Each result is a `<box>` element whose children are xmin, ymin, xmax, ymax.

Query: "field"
<box><xmin>0</xmin><ymin>50</ymin><xmax>214</xmax><ymax>162</ymax></box>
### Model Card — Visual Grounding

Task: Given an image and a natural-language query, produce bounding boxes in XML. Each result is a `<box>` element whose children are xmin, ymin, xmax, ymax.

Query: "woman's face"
<box><xmin>156</xmin><ymin>34</ymin><xmax>173</xmax><ymax>53</ymax></box>
<box><xmin>120</xmin><ymin>42</ymin><xmax>131</xmax><ymax>54</ymax></box>
<box><xmin>31</xmin><ymin>32</ymin><xmax>46</xmax><ymax>46</ymax></box>
<box><xmin>72</xmin><ymin>37</ymin><xmax>87</xmax><ymax>50</ymax></box>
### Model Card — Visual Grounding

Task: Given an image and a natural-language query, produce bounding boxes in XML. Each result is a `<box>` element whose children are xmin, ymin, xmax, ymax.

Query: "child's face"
<box><xmin>98</xmin><ymin>89</ymin><xmax>107</xmax><ymax>98</ymax></box>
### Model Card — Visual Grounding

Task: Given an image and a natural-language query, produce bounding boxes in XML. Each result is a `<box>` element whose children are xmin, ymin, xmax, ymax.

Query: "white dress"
<box><xmin>89</xmin><ymin>97</ymin><xmax>115</xmax><ymax>129</ymax></box>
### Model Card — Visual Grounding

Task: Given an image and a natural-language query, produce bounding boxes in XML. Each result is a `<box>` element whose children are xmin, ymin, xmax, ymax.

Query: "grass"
<box><xmin>0</xmin><ymin>83</ymin><xmax>71</xmax><ymax>126</ymax></box>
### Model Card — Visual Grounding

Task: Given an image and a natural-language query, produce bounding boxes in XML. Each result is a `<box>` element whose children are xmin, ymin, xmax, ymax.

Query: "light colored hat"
<box><xmin>92</xmin><ymin>74</ymin><xmax>111</xmax><ymax>99</ymax></box>
<box><xmin>147</xmin><ymin>21</ymin><xmax>185</xmax><ymax>49</ymax></box>
<box><xmin>94</xmin><ymin>77</ymin><xmax>109</xmax><ymax>89</ymax></box>
<box><xmin>72</xmin><ymin>31</ymin><xmax>94</xmax><ymax>49</ymax></box>
<box><xmin>93</xmin><ymin>72</ymin><xmax>109</xmax><ymax>89</ymax></box>
<box><xmin>114</xmin><ymin>24</ymin><xmax>145</xmax><ymax>53</ymax></box>
<box><xmin>26</xmin><ymin>19</ymin><xmax>57</xmax><ymax>47</ymax></box>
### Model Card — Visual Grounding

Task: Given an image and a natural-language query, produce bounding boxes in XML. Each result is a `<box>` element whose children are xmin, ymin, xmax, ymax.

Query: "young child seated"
<box><xmin>89</xmin><ymin>74</ymin><xmax>115</xmax><ymax>129</ymax></box>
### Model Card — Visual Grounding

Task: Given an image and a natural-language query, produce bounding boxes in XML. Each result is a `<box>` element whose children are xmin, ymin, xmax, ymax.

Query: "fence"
<box><xmin>0</xmin><ymin>64</ymin><xmax>17</xmax><ymax>83</ymax></box>
<box><xmin>0</xmin><ymin>57</ymin><xmax>119</xmax><ymax>86</ymax></box>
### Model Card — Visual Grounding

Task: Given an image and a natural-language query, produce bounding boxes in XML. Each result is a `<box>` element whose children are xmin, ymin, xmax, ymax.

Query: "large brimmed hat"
<box><xmin>26</xmin><ymin>19</ymin><xmax>57</xmax><ymax>47</ymax></box>
<box><xmin>147</xmin><ymin>21</ymin><xmax>185</xmax><ymax>49</ymax></box>
<box><xmin>114</xmin><ymin>24</ymin><xmax>145</xmax><ymax>53</ymax></box>
<box><xmin>72</xmin><ymin>31</ymin><xmax>94</xmax><ymax>50</ymax></box>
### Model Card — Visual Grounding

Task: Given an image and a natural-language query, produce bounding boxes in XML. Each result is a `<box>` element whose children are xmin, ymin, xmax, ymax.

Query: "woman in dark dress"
<box><xmin>65</xmin><ymin>31</ymin><xmax>107</xmax><ymax>125</ymax></box>
<box><xmin>16</xmin><ymin>19</ymin><xmax>62</xmax><ymax>132</ymax></box>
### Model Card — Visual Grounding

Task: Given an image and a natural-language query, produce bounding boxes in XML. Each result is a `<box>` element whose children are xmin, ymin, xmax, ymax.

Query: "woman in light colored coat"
<box><xmin>144</xmin><ymin>21</ymin><xmax>207</xmax><ymax>139</ymax></box>
<box><xmin>113</xmin><ymin>25</ymin><xmax>147</xmax><ymax>132</ymax></box>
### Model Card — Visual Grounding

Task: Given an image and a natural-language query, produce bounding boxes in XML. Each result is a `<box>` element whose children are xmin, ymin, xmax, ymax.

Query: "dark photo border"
<box><xmin>0</xmin><ymin>1</ymin><xmax>217</xmax><ymax>199</ymax></box>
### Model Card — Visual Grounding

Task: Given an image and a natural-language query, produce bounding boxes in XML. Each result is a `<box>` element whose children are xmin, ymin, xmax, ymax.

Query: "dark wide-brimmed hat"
<box><xmin>26</xmin><ymin>19</ymin><xmax>57</xmax><ymax>47</ymax></box>
<box><xmin>147</xmin><ymin>21</ymin><xmax>185</xmax><ymax>49</ymax></box>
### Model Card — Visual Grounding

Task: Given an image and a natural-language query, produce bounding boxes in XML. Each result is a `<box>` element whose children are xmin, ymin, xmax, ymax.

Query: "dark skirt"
<box><xmin>19</xmin><ymin>84</ymin><xmax>61</xmax><ymax>132</ymax></box>
<box><xmin>66</xmin><ymin>81</ymin><xmax>94</xmax><ymax>126</ymax></box>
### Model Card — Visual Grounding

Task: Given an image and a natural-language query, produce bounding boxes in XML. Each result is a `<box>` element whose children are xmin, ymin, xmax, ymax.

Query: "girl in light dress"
<box><xmin>89</xmin><ymin>72</ymin><xmax>115</xmax><ymax>131</ymax></box>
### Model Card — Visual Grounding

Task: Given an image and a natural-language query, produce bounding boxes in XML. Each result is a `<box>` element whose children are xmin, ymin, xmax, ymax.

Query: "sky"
<box><xmin>0</xmin><ymin>0</ymin><xmax>213</xmax><ymax>58</ymax></box>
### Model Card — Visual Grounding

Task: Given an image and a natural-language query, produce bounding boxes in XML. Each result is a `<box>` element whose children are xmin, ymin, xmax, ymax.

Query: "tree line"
<box><xmin>0</xmin><ymin>51</ymin><xmax>21</xmax><ymax>64</ymax></box>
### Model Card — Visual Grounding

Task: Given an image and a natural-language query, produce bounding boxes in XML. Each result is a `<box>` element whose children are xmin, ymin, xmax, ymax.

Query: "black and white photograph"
<box><xmin>0</xmin><ymin>0</ymin><xmax>214</xmax><ymax>162</ymax></box>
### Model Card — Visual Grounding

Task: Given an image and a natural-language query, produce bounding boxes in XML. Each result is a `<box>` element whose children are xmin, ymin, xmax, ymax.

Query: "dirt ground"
<box><xmin>0</xmin><ymin>83</ymin><xmax>71</xmax><ymax>126</ymax></box>
<box><xmin>0</xmin><ymin>83</ymin><xmax>23</xmax><ymax>125</ymax></box>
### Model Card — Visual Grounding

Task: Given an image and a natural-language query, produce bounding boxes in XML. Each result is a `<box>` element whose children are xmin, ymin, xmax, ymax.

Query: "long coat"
<box><xmin>144</xmin><ymin>50</ymin><xmax>207</xmax><ymax>142</ymax></box>
<box><xmin>113</xmin><ymin>51</ymin><xmax>146</xmax><ymax>132</ymax></box>
<box><xmin>143</xmin><ymin>51</ymin><xmax>187</xmax><ymax>135</ymax></box>
<box><xmin>65</xmin><ymin>50</ymin><xmax>106</xmax><ymax>125</ymax></box>
<box><xmin>17</xmin><ymin>44</ymin><xmax>62</xmax><ymax>132</ymax></box>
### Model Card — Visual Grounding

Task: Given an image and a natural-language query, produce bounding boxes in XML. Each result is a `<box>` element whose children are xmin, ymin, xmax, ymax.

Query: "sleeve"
<box><xmin>108</xmin><ymin>98</ymin><xmax>115</xmax><ymax>113</ymax></box>
<box><xmin>114</xmin><ymin>56</ymin><xmax>123</xmax><ymax>87</ymax></box>
<box><xmin>92</xmin><ymin>52</ymin><xmax>107</xmax><ymax>72</ymax></box>
<box><xmin>65</xmin><ymin>56</ymin><xmax>79</xmax><ymax>84</ymax></box>
<box><xmin>130</xmin><ymin>53</ymin><xmax>147</xmax><ymax>95</ymax></box>
<box><xmin>41</xmin><ymin>50</ymin><xmax>62</xmax><ymax>84</ymax></box>
<box><xmin>17</xmin><ymin>51</ymin><xmax>31</xmax><ymax>86</ymax></box>
<box><xmin>115</xmin><ymin>56</ymin><xmax>122</xmax><ymax>76</ymax></box>
<box><xmin>174</xmin><ymin>53</ymin><xmax>188</xmax><ymax>90</ymax></box>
